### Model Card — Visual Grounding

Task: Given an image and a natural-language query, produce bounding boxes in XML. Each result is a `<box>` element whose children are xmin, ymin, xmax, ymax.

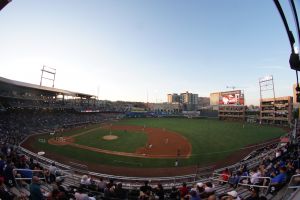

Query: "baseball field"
<box><xmin>22</xmin><ymin>118</ymin><xmax>286</xmax><ymax>176</ymax></box>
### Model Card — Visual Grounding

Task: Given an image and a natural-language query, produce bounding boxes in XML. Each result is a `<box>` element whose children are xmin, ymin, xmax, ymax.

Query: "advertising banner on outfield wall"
<box><xmin>219</xmin><ymin>90</ymin><xmax>244</xmax><ymax>105</ymax></box>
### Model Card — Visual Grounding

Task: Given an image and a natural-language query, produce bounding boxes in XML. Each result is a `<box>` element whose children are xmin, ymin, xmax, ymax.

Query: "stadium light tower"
<box><xmin>0</xmin><ymin>0</ymin><xmax>11</xmax><ymax>11</ymax></box>
<box><xmin>273</xmin><ymin>0</ymin><xmax>300</xmax><ymax>102</ymax></box>
<box><xmin>40</xmin><ymin>65</ymin><xmax>56</xmax><ymax>87</ymax></box>
<box><xmin>226</xmin><ymin>86</ymin><xmax>236</xmax><ymax>90</ymax></box>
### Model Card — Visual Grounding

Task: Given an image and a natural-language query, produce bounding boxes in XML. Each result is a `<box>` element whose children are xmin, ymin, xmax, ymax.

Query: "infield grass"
<box><xmin>74</xmin><ymin>129</ymin><xmax>147</xmax><ymax>153</ymax></box>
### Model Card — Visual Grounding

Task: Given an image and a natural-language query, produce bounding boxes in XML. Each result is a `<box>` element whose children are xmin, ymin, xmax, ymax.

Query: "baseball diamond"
<box><xmin>21</xmin><ymin>118</ymin><xmax>285</xmax><ymax>177</ymax></box>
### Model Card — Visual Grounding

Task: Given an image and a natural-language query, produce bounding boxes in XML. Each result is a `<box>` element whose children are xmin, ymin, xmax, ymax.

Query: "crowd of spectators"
<box><xmin>0</xmin><ymin>94</ymin><xmax>299</xmax><ymax>199</ymax></box>
<box><xmin>214</xmin><ymin>143</ymin><xmax>300</xmax><ymax>200</ymax></box>
<box><xmin>0</xmin><ymin>108</ymin><xmax>114</xmax><ymax>145</ymax></box>
<box><xmin>0</xmin><ymin>130</ymin><xmax>297</xmax><ymax>200</ymax></box>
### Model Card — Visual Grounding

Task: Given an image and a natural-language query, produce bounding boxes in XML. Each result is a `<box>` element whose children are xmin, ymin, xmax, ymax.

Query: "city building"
<box><xmin>180</xmin><ymin>91</ymin><xmax>198</xmax><ymax>105</ymax></box>
<box><xmin>198</xmin><ymin>97</ymin><xmax>210</xmax><ymax>108</ymax></box>
<box><xmin>167</xmin><ymin>93</ymin><xmax>180</xmax><ymax>104</ymax></box>
<box><xmin>210</xmin><ymin>92</ymin><xmax>220</xmax><ymax>106</ymax></box>
<box><xmin>148</xmin><ymin>103</ymin><xmax>181</xmax><ymax>113</ymax></box>
<box><xmin>260</xmin><ymin>96</ymin><xmax>293</xmax><ymax>126</ymax></box>
<box><xmin>167</xmin><ymin>91</ymin><xmax>199</xmax><ymax>111</ymax></box>
<box><xmin>219</xmin><ymin>105</ymin><xmax>246</xmax><ymax>121</ymax></box>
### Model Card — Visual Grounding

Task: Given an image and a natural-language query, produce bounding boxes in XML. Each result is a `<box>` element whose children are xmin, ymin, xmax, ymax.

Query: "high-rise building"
<box><xmin>167</xmin><ymin>93</ymin><xmax>180</xmax><ymax>104</ymax></box>
<box><xmin>180</xmin><ymin>91</ymin><xmax>198</xmax><ymax>105</ymax></box>
<box><xmin>168</xmin><ymin>91</ymin><xmax>200</xmax><ymax>111</ymax></box>
<box><xmin>210</xmin><ymin>92</ymin><xmax>220</xmax><ymax>106</ymax></box>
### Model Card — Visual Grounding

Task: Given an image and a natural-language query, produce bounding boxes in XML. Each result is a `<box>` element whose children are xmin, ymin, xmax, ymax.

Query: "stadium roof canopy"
<box><xmin>0</xmin><ymin>76</ymin><xmax>96</xmax><ymax>98</ymax></box>
<box><xmin>0</xmin><ymin>0</ymin><xmax>11</xmax><ymax>11</ymax></box>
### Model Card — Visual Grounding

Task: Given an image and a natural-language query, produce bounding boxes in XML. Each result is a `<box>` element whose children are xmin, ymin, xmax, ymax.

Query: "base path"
<box><xmin>48</xmin><ymin>125</ymin><xmax>192</xmax><ymax>159</ymax></box>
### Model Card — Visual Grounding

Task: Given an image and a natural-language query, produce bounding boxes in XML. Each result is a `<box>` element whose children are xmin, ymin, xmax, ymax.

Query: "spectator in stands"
<box><xmin>0</xmin><ymin>177</ymin><xmax>13</xmax><ymax>200</ymax></box>
<box><xmin>270</xmin><ymin>166</ymin><xmax>287</xmax><ymax>192</ymax></box>
<box><xmin>49</xmin><ymin>162</ymin><xmax>58</xmax><ymax>183</ymax></box>
<box><xmin>286</xmin><ymin>160</ymin><xmax>295</xmax><ymax>176</ymax></box>
<box><xmin>275</xmin><ymin>149</ymin><xmax>282</xmax><ymax>158</ymax></box>
<box><xmin>104</xmin><ymin>179</ymin><xmax>117</xmax><ymax>199</ymax></box>
<box><xmin>49</xmin><ymin>189</ymin><xmax>61</xmax><ymax>199</ymax></box>
<box><xmin>97</xmin><ymin>177</ymin><xmax>106</xmax><ymax>192</ymax></box>
<box><xmin>169</xmin><ymin>186</ymin><xmax>180</xmax><ymax>199</ymax></box>
<box><xmin>240</xmin><ymin>165</ymin><xmax>249</xmax><ymax>181</ymax></box>
<box><xmin>250</xmin><ymin>167</ymin><xmax>261</xmax><ymax>185</ymax></box>
<box><xmin>220</xmin><ymin>190</ymin><xmax>241</xmax><ymax>200</ymax></box>
<box><xmin>245</xmin><ymin>187</ymin><xmax>260</xmax><ymax>200</ymax></box>
<box><xmin>74</xmin><ymin>187</ymin><xmax>89</xmax><ymax>200</ymax></box>
<box><xmin>43</xmin><ymin>169</ymin><xmax>51</xmax><ymax>184</ymax></box>
<box><xmin>107</xmin><ymin>179</ymin><xmax>116</xmax><ymax>189</ymax></box>
<box><xmin>220</xmin><ymin>168</ymin><xmax>230</xmax><ymax>184</ymax></box>
<box><xmin>4</xmin><ymin>161</ymin><xmax>16</xmax><ymax>187</ymax></box>
<box><xmin>196</xmin><ymin>182</ymin><xmax>205</xmax><ymax>197</ymax></box>
<box><xmin>140</xmin><ymin>180</ymin><xmax>152</xmax><ymax>195</ymax></box>
<box><xmin>114</xmin><ymin>182</ymin><xmax>127</xmax><ymax>199</ymax></box>
<box><xmin>80</xmin><ymin>175</ymin><xmax>91</xmax><ymax>186</ymax></box>
<box><xmin>179</xmin><ymin>182</ymin><xmax>188</xmax><ymax>199</ymax></box>
<box><xmin>291</xmin><ymin>168</ymin><xmax>300</xmax><ymax>186</ymax></box>
<box><xmin>28</xmin><ymin>157</ymin><xmax>36</xmax><ymax>170</ymax></box>
<box><xmin>189</xmin><ymin>189</ymin><xmax>200</xmax><ymax>200</ymax></box>
<box><xmin>55</xmin><ymin>178</ymin><xmax>70</xmax><ymax>199</ymax></box>
<box><xmin>0</xmin><ymin>155</ymin><xmax>5</xmax><ymax>177</ymax></box>
<box><xmin>207</xmin><ymin>194</ymin><xmax>217</xmax><ymax>200</ymax></box>
<box><xmin>29</xmin><ymin>176</ymin><xmax>43</xmax><ymax>200</ymax></box>
<box><xmin>228</xmin><ymin>171</ymin><xmax>242</xmax><ymax>188</ymax></box>
<box><xmin>154</xmin><ymin>183</ymin><xmax>164</xmax><ymax>200</ymax></box>
<box><xmin>204</xmin><ymin>182</ymin><xmax>215</xmax><ymax>193</ymax></box>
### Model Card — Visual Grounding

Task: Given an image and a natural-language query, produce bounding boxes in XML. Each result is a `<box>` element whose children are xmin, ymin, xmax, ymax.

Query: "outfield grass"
<box><xmin>30</xmin><ymin>118</ymin><xmax>286</xmax><ymax>168</ymax></box>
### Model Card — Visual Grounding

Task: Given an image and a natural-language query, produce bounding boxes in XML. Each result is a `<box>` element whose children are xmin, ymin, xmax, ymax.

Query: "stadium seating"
<box><xmin>0</xmin><ymin>91</ymin><xmax>299</xmax><ymax>199</ymax></box>
<box><xmin>0</xmin><ymin>128</ymin><xmax>297</xmax><ymax>199</ymax></box>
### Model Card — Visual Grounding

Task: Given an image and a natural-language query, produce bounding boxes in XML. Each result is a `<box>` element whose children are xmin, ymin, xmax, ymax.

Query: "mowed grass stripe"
<box><xmin>115</xmin><ymin>118</ymin><xmax>285</xmax><ymax>155</ymax></box>
<box><xmin>73</xmin><ymin>129</ymin><xmax>148</xmax><ymax>153</ymax></box>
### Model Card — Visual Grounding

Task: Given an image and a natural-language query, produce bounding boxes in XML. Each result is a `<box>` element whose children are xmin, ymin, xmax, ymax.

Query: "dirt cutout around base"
<box><xmin>47</xmin><ymin>124</ymin><xmax>192</xmax><ymax>159</ymax></box>
<box><xmin>102</xmin><ymin>135</ymin><xmax>119</xmax><ymax>140</ymax></box>
<box><xmin>48</xmin><ymin>137</ymin><xmax>74</xmax><ymax>146</ymax></box>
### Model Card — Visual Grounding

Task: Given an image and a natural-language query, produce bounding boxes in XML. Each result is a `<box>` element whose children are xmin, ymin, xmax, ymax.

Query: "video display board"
<box><xmin>219</xmin><ymin>90</ymin><xmax>244</xmax><ymax>105</ymax></box>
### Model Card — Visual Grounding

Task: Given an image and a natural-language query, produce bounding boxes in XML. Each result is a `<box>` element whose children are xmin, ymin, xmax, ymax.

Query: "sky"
<box><xmin>0</xmin><ymin>0</ymin><xmax>298</xmax><ymax>105</ymax></box>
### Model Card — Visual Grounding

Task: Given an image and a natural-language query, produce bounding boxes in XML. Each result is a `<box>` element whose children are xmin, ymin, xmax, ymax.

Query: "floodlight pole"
<box><xmin>40</xmin><ymin>65</ymin><xmax>56</xmax><ymax>87</ymax></box>
<box><xmin>274</xmin><ymin>0</ymin><xmax>300</xmax><ymax>102</ymax></box>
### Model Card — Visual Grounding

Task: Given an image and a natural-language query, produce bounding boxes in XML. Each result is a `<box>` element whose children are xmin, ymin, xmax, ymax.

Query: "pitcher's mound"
<box><xmin>103</xmin><ymin>135</ymin><xmax>119</xmax><ymax>141</ymax></box>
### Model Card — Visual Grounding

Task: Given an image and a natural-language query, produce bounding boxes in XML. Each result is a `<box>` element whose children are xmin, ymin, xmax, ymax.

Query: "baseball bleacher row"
<box><xmin>0</xmin><ymin>132</ymin><xmax>298</xmax><ymax>200</ymax></box>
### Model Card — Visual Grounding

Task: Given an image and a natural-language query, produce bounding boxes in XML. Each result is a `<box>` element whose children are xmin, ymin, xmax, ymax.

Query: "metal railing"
<box><xmin>214</xmin><ymin>147</ymin><xmax>278</xmax><ymax>174</ymax></box>
<box><xmin>210</xmin><ymin>172</ymin><xmax>272</xmax><ymax>196</ymax></box>
<box><xmin>283</xmin><ymin>174</ymin><xmax>300</xmax><ymax>199</ymax></box>
<box><xmin>13</xmin><ymin>169</ymin><xmax>46</xmax><ymax>189</ymax></box>
<box><xmin>17</xmin><ymin>141</ymin><xmax>282</xmax><ymax>190</ymax></box>
<box><xmin>237</xmin><ymin>176</ymin><xmax>272</xmax><ymax>196</ymax></box>
<box><xmin>18</xmin><ymin>146</ymin><xmax>198</xmax><ymax>187</ymax></box>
